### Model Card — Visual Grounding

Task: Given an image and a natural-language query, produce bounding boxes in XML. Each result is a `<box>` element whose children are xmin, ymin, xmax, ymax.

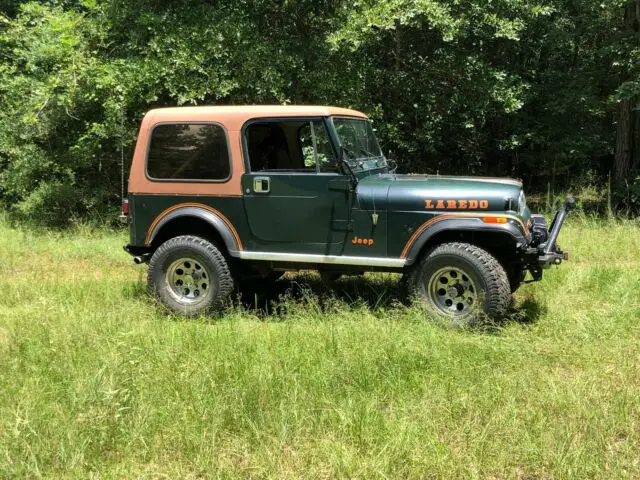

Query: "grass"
<box><xmin>1</xmin><ymin>217</ymin><xmax>640</xmax><ymax>479</ymax></box>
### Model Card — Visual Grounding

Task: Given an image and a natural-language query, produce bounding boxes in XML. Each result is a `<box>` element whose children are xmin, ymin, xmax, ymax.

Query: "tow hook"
<box><xmin>538</xmin><ymin>250</ymin><xmax>569</xmax><ymax>267</ymax></box>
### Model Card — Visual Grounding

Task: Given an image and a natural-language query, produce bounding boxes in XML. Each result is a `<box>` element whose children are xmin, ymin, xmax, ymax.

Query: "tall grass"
<box><xmin>1</xmin><ymin>218</ymin><xmax>639</xmax><ymax>478</ymax></box>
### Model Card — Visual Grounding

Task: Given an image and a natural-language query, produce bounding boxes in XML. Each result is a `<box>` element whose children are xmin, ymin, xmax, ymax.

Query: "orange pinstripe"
<box><xmin>145</xmin><ymin>203</ymin><xmax>243</xmax><ymax>250</ymax></box>
<box><xmin>400</xmin><ymin>213</ymin><xmax>529</xmax><ymax>259</ymax></box>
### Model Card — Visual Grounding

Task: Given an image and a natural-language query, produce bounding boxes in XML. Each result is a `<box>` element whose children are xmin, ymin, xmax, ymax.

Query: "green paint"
<box><xmin>241</xmin><ymin>173</ymin><xmax>351</xmax><ymax>254</ymax></box>
<box><xmin>128</xmin><ymin>115</ymin><xmax>532</xmax><ymax>268</ymax></box>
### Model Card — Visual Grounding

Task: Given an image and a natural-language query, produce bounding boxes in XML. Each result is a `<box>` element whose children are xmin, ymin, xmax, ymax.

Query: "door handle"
<box><xmin>253</xmin><ymin>176</ymin><xmax>270</xmax><ymax>193</ymax></box>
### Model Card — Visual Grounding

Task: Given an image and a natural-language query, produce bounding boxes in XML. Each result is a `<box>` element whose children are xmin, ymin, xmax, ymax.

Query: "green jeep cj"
<box><xmin>123</xmin><ymin>105</ymin><xmax>573</xmax><ymax>324</ymax></box>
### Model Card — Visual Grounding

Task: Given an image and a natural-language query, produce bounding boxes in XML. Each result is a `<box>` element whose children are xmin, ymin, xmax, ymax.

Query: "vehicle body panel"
<box><xmin>125</xmin><ymin>105</ymin><xmax>569</xmax><ymax>280</ymax></box>
<box><xmin>241</xmin><ymin>172</ymin><xmax>350</xmax><ymax>253</ymax></box>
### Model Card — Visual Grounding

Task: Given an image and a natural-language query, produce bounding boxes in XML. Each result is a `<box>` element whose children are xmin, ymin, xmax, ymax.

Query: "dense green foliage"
<box><xmin>1</xmin><ymin>0</ymin><xmax>639</xmax><ymax>224</ymax></box>
<box><xmin>1</xmin><ymin>219</ymin><xmax>640</xmax><ymax>477</ymax></box>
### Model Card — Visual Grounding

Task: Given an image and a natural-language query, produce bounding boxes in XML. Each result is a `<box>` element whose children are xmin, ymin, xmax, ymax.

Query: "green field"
<box><xmin>1</xmin><ymin>218</ymin><xmax>639</xmax><ymax>479</ymax></box>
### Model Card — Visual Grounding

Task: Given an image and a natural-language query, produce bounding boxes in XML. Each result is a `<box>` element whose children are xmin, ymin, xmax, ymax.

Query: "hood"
<box><xmin>356</xmin><ymin>173</ymin><xmax>524</xmax><ymax>214</ymax></box>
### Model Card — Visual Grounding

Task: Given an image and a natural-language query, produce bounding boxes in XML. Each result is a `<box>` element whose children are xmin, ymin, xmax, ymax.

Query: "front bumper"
<box><xmin>525</xmin><ymin>196</ymin><xmax>575</xmax><ymax>280</ymax></box>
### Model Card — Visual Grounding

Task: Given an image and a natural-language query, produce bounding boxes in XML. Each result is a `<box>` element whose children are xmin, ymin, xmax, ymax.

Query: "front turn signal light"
<box><xmin>482</xmin><ymin>217</ymin><xmax>508</xmax><ymax>224</ymax></box>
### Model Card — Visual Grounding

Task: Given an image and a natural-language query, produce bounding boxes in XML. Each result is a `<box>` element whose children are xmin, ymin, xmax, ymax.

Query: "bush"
<box><xmin>0</xmin><ymin>3</ymin><xmax>133</xmax><ymax>226</ymax></box>
<box><xmin>0</xmin><ymin>1</ymin><xmax>636</xmax><ymax>224</ymax></box>
<box><xmin>613</xmin><ymin>176</ymin><xmax>640</xmax><ymax>215</ymax></box>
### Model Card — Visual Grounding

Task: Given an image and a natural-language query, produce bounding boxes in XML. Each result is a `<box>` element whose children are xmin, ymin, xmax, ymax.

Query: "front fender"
<box><xmin>403</xmin><ymin>217</ymin><xmax>528</xmax><ymax>266</ymax></box>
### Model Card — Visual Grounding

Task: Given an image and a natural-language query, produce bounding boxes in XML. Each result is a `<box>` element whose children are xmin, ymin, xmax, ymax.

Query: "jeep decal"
<box><xmin>352</xmin><ymin>236</ymin><xmax>374</xmax><ymax>246</ymax></box>
<box><xmin>424</xmin><ymin>199</ymin><xmax>489</xmax><ymax>209</ymax></box>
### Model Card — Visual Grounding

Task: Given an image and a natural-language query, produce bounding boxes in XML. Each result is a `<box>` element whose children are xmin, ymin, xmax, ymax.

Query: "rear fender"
<box><xmin>146</xmin><ymin>206</ymin><xmax>242</xmax><ymax>257</ymax></box>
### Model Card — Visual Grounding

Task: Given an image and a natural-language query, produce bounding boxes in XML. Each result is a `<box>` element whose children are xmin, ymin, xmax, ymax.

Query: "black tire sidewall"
<box><xmin>149</xmin><ymin>239</ymin><xmax>226</xmax><ymax>315</ymax></box>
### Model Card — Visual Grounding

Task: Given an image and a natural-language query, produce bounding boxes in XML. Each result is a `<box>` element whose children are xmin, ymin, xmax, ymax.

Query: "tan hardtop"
<box><xmin>144</xmin><ymin>105</ymin><xmax>368</xmax><ymax>129</ymax></box>
<box><xmin>129</xmin><ymin>105</ymin><xmax>367</xmax><ymax>196</ymax></box>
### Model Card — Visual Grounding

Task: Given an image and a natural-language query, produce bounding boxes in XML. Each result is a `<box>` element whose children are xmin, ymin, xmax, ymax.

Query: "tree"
<box><xmin>613</xmin><ymin>0</ymin><xmax>640</xmax><ymax>183</ymax></box>
<box><xmin>0</xmin><ymin>0</ymin><xmax>639</xmax><ymax>224</ymax></box>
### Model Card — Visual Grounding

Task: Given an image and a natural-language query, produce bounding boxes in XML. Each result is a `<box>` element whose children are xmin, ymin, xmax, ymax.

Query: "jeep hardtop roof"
<box><xmin>144</xmin><ymin>105</ymin><xmax>368</xmax><ymax>125</ymax></box>
<box><xmin>129</xmin><ymin>105</ymin><xmax>368</xmax><ymax>196</ymax></box>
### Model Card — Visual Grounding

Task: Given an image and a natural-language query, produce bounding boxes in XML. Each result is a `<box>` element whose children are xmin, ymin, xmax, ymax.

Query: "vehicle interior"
<box><xmin>245</xmin><ymin>120</ymin><xmax>337</xmax><ymax>173</ymax></box>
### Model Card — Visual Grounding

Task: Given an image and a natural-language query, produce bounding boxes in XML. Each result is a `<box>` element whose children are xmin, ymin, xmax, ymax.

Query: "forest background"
<box><xmin>1</xmin><ymin>0</ymin><xmax>640</xmax><ymax>225</ymax></box>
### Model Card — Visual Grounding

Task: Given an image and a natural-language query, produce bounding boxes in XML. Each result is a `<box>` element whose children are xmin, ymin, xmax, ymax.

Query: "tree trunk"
<box><xmin>614</xmin><ymin>1</ymin><xmax>640</xmax><ymax>182</ymax></box>
<box><xmin>634</xmin><ymin>109</ymin><xmax>640</xmax><ymax>169</ymax></box>
<box><xmin>614</xmin><ymin>98</ymin><xmax>633</xmax><ymax>183</ymax></box>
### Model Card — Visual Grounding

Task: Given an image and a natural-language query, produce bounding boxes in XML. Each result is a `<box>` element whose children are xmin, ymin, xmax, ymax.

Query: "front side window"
<box><xmin>333</xmin><ymin>117</ymin><xmax>386</xmax><ymax>172</ymax></box>
<box><xmin>246</xmin><ymin>119</ymin><xmax>337</xmax><ymax>173</ymax></box>
<box><xmin>298</xmin><ymin>120</ymin><xmax>338</xmax><ymax>172</ymax></box>
<box><xmin>147</xmin><ymin>123</ymin><xmax>230</xmax><ymax>180</ymax></box>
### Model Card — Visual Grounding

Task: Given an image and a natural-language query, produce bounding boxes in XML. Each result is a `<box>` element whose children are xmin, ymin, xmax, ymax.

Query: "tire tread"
<box><xmin>407</xmin><ymin>241</ymin><xmax>511</xmax><ymax>320</ymax></box>
<box><xmin>147</xmin><ymin>235</ymin><xmax>234</xmax><ymax>315</ymax></box>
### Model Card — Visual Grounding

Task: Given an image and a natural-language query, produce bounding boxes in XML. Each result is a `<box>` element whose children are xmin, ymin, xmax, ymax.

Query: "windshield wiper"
<box><xmin>359</xmin><ymin>148</ymin><xmax>377</xmax><ymax>158</ymax></box>
<box><xmin>342</xmin><ymin>147</ymin><xmax>361</xmax><ymax>167</ymax></box>
<box><xmin>339</xmin><ymin>146</ymin><xmax>359</xmax><ymax>187</ymax></box>
<box><xmin>342</xmin><ymin>146</ymin><xmax>357</xmax><ymax>159</ymax></box>
<box><xmin>343</xmin><ymin>146</ymin><xmax>385</xmax><ymax>170</ymax></box>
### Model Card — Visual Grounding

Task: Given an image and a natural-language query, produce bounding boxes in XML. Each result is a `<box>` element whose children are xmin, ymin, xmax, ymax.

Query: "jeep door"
<box><xmin>241</xmin><ymin>118</ymin><xmax>351</xmax><ymax>255</ymax></box>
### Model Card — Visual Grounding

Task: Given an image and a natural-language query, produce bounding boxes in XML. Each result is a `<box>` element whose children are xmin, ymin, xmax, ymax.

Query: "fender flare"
<box><xmin>403</xmin><ymin>217</ymin><xmax>528</xmax><ymax>266</ymax></box>
<box><xmin>145</xmin><ymin>205</ymin><xmax>243</xmax><ymax>257</ymax></box>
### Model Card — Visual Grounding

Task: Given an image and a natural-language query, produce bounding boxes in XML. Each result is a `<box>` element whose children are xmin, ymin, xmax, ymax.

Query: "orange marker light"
<box><xmin>482</xmin><ymin>217</ymin><xmax>508</xmax><ymax>224</ymax></box>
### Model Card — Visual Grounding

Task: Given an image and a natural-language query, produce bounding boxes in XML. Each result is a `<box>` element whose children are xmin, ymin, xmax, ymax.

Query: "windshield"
<box><xmin>333</xmin><ymin>117</ymin><xmax>387</xmax><ymax>171</ymax></box>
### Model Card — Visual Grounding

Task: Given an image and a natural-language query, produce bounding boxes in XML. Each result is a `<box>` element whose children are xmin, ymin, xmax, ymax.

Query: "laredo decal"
<box><xmin>425</xmin><ymin>199</ymin><xmax>489</xmax><ymax>210</ymax></box>
<box><xmin>352</xmin><ymin>236</ymin><xmax>374</xmax><ymax>246</ymax></box>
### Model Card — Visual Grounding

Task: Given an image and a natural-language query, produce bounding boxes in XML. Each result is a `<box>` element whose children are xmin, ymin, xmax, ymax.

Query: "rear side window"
<box><xmin>147</xmin><ymin>123</ymin><xmax>230</xmax><ymax>181</ymax></box>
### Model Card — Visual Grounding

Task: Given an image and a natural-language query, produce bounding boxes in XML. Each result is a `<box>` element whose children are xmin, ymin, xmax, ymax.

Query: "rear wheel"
<box><xmin>148</xmin><ymin>235</ymin><xmax>234</xmax><ymax>316</ymax></box>
<box><xmin>407</xmin><ymin>242</ymin><xmax>511</xmax><ymax>326</ymax></box>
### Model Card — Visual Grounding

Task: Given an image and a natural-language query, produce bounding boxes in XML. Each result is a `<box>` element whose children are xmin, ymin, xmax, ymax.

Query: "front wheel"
<box><xmin>147</xmin><ymin>235</ymin><xmax>234</xmax><ymax>316</ymax></box>
<box><xmin>407</xmin><ymin>242</ymin><xmax>511</xmax><ymax>326</ymax></box>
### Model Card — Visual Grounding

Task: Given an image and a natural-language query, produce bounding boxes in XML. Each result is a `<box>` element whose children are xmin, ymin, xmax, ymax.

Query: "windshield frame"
<box><xmin>328</xmin><ymin>116</ymin><xmax>388</xmax><ymax>173</ymax></box>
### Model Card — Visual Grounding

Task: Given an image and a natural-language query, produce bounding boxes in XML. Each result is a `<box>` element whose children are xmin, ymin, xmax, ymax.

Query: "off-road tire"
<box><xmin>148</xmin><ymin>235</ymin><xmax>234</xmax><ymax>316</ymax></box>
<box><xmin>407</xmin><ymin>242</ymin><xmax>511</xmax><ymax>326</ymax></box>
